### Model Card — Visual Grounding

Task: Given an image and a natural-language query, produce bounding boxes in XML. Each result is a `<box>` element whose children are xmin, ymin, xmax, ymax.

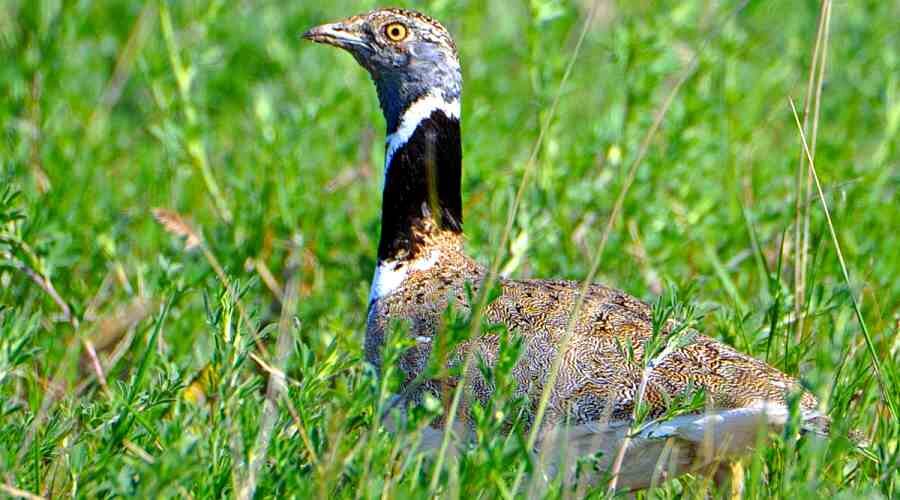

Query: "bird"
<box><xmin>304</xmin><ymin>8</ymin><xmax>829</xmax><ymax>492</ymax></box>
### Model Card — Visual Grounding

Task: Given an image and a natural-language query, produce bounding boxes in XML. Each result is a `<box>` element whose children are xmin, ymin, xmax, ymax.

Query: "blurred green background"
<box><xmin>1</xmin><ymin>0</ymin><xmax>897</xmax><ymax>497</ymax></box>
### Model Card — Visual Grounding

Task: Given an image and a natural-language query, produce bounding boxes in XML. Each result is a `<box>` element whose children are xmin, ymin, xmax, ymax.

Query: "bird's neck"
<box><xmin>377</xmin><ymin>90</ymin><xmax>463</xmax><ymax>262</ymax></box>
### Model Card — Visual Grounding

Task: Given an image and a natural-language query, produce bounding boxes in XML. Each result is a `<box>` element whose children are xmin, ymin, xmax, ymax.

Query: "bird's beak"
<box><xmin>302</xmin><ymin>21</ymin><xmax>368</xmax><ymax>51</ymax></box>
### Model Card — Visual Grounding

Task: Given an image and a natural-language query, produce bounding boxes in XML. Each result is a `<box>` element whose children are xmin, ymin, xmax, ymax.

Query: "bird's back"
<box><xmin>484</xmin><ymin>277</ymin><xmax>820</xmax><ymax>423</ymax></box>
<box><xmin>367</xmin><ymin>249</ymin><xmax>822</xmax><ymax>428</ymax></box>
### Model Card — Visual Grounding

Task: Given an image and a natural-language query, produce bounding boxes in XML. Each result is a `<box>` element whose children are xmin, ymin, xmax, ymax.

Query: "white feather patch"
<box><xmin>639</xmin><ymin>404</ymin><xmax>789</xmax><ymax>447</ymax></box>
<box><xmin>385</xmin><ymin>91</ymin><xmax>460</xmax><ymax>169</ymax></box>
<box><xmin>537</xmin><ymin>400</ymin><xmax>823</xmax><ymax>489</ymax></box>
<box><xmin>369</xmin><ymin>250</ymin><xmax>441</xmax><ymax>302</ymax></box>
<box><xmin>569</xmin><ymin>400</ymin><xmax>823</xmax><ymax>458</ymax></box>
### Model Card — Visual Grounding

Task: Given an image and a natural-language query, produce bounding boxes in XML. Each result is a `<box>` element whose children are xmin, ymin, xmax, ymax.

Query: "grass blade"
<box><xmin>788</xmin><ymin>97</ymin><xmax>897</xmax><ymax>420</ymax></box>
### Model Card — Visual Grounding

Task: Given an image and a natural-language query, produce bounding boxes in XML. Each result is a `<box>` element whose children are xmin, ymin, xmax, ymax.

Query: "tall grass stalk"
<box><xmin>793</xmin><ymin>0</ymin><xmax>831</xmax><ymax>345</ymax></box>
<box><xmin>788</xmin><ymin>98</ymin><xmax>897</xmax><ymax>419</ymax></box>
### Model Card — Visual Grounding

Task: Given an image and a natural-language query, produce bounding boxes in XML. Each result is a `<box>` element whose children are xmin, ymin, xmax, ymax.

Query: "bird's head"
<box><xmin>303</xmin><ymin>8</ymin><xmax>461</xmax><ymax>132</ymax></box>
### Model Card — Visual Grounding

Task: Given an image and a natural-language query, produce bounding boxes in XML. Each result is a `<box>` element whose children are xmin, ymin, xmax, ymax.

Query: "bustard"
<box><xmin>304</xmin><ymin>8</ymin><xmax>828</xmax><ymax>491</ymax></box>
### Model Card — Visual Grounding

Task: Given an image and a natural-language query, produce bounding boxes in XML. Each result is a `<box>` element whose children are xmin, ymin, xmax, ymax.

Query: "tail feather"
<box><xmin>382</xmin><ymin>394</ymin><xmax>842</xmax><ymax>492</ymax></box>
<box><xmin>539</xmin><ymin>402</ymin><xmax>830</xmax><ymax>491</ymax></box>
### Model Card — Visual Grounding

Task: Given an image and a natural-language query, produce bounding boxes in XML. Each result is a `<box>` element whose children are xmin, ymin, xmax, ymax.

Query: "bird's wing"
<box><xmin>537</xmin><ymin>403</ymin><xmax>829</xmax><ymax>491</ymax></box>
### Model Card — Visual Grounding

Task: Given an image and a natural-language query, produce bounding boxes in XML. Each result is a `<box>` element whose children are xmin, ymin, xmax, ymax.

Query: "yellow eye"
<box><xmin>384</xmin><ymin>22</ymin><xmax>408</xmax><ymax>42</ymax></box>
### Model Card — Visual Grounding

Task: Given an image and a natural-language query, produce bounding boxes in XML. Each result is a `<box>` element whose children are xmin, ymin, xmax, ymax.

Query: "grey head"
<box><xmin>303</xmin><ymin>8</ymin><xmax>462</xmax><ymax>133</ymax></box>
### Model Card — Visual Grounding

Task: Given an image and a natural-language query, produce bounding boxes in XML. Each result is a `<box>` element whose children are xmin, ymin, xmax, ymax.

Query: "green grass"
<box><xmin>1</xmin><ymin>0</ymin><xmax>898</xmax><ymax>497</ymax></box>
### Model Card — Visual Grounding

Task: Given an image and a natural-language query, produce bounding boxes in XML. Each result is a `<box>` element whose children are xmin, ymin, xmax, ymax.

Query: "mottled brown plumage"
<box><xmin>366</xmin><ymin>227</ymin><xmax>820</xmax><ymax>426</ymax></box>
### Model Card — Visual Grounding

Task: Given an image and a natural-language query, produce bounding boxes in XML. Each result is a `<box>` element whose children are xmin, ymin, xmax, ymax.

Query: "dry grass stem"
<box><xmin>2</xmin><ymin>248</ymin><xmax>75</xmax><ymax>326</ymax></box>
<box><xmin>152</xmin><ymin>208</ymin><xmax>203</xmax><ymax>251</ymax></box>
<box><xmin>81</xmin><ymin>339</ymin><xmax>111</xmax><ymax>395</ymax></box>
<box><xmin>87</xmin><ymin>1</ymin><xmax>156</xmax><ymax>140</ymax></box>
<box><xmin>788</xmin><ymin>98</ymin><xmax>897</xmax><ymax>419</ymax></box>
<box><xmin>0</xmin><ymin>483</ymin><xmax>45</xmax><ymax>500</ymax></box>
<box><xmin>239</xmin><ymin>249</ymin><xmax>300</xmax><ymax>500</ymax></box>
<box><xmin>793</xmin><ymin>0</ymin><xmax>832</xmax><ymax>344</ymax></box>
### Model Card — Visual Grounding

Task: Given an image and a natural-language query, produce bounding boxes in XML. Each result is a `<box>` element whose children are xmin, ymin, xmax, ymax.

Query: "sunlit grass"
<box><xmin>1</xmin><ymin>0</ymin><xmax>897</xmax><ymax>497</ymax></box>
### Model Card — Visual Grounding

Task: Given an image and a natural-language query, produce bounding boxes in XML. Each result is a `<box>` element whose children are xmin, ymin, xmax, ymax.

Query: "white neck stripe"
<box><xmin>385</xmin><ymin>91</ymin><xmax>460</xmax><ymax>169</ymax></box>
<box><xmin>368</xmin><ymin>250</ymin><xmax>442</xmax><ymax>302</ymax></box>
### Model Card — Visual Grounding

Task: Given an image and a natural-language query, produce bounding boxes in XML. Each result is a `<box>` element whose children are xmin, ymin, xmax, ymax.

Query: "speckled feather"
<box><xmin>366</xmin><ymin>227</ymin><xmax>822</xmax><ymax>432</ymax></box>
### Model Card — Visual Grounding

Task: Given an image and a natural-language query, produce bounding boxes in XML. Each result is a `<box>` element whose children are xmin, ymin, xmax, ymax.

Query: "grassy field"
<box><xmin>1</xmin><ymin>0</ymin><xmax>898</xmax><ymax>497</ymax></box>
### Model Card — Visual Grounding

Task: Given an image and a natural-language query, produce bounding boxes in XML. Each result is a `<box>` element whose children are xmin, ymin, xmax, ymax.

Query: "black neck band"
<box><xmin>378</xmin><ymin>111</ymin><xmax>462</xmax><ymax>261</ymax></box>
